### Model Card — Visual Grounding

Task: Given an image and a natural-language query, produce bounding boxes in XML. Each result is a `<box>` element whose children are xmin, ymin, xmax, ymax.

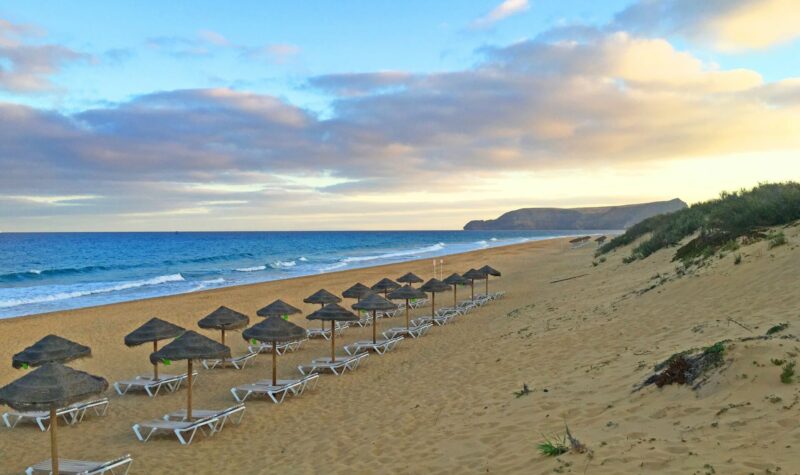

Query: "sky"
<box><xmin>1</xmin><ymin>0</ymin><xmax>799</xmax><ymax>231</ymax></box>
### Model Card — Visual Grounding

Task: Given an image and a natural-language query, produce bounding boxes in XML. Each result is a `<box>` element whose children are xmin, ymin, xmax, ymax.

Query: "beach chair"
<box><xmin>230</xmin><ymin>374</ymin><xmax>318</xmax><ymax>404</ymax></box>
<box><xmin>163</xmin><ymin>404</ymin><xmax>246</xmax><ymax>433</ymax></box>
<box><xmin>297</xmin><ymin>353</ymin><xmax>368</xmax><ymax>376</ymax></box>
<box><xmin>344</xmin><ymin>336</ymin><xmax>404</xmax><ymax>355</ymax></box>
<box><xmin>25</xmin><ymin>454</ymin><xmax>133</xmax><ymax>475</ymax></box>
<box><xmin>113</xmin><ymin>372</ymin><xmax>197</xmax><ymax>397</ymax></box>
<box><xmin>71</xmin><ymin>398</ymin><xmax>110</xmax><ymax>423</ymax></box>
<box><xmin>412</xmin><ymin>313</ymin><xmax>455</xmax><ymax>327</ymax></box>
<box><xmin>383</xmin><ymin>323</ymin><xmax>433</xmax><ymax>340</ymax></box>
<box><xmin>201</xmin><ymin>352</ymin><xmax>257</xmax><ymax>370</ymax></box>
<box><xmin>307</xmin><ymin>323</ymin><xmax>345</xmax><ymax>340</ymax></box>
<box><xmin>248</xmin><ymin>338</ymin><xmax>305</xmax><ymax>355</ymax></box>
<box><xmin>131</xmin><ymin>416</ymin><xmax>218</xmax><ymax>445</ymax></box>
<box><xmin>3</xmin><ymin>406</ymin><xmax>79</xmax><ymax>431</ymax></box>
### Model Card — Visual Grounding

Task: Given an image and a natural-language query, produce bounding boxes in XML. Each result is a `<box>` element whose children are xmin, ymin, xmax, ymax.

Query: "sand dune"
<box><xmin>1</xmin><ymin>230</ymin><xmax>799</xmax><ymax>474</ymax></box>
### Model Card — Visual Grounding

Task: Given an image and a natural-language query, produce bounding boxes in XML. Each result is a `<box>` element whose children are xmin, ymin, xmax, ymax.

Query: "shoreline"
<box><xmin>0</xmin><ymin>234</ymin><xmax>585</xmax><ymax>323</ymax></box>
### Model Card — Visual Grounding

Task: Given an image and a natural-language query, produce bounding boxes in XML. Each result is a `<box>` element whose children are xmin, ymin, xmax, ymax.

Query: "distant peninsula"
<box><xmin>463</xmin><ymin>198</ymin><xmax>687</xmax><ymax>230</ymax></box>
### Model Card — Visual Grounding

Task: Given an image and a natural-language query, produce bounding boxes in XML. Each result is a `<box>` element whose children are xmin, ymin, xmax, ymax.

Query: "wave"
<box><xmin>475</xmin><ymin>240</ymin><xmax>489</xmax><ymax>248</ymax></box>
<box><xmin>235</xmin><ymin>265</ymin><xmax>267</xmax><ymax>272</ymax></box>
<box><xmin>490</xmin><ymin>237</ymin><xmax>498</xmax><ymax>241</ymax></box>
<box><xmin>0</xmin><ymin>263</ymin><xmax>141</xmax><ymax>282</ymax></box>
<box><xmin>189</xmin><ymin>277</ymin><xmax>226</xmax><ymax>292</ymax></box>
<box><xmin>341</xmin><ymin>242</ymin><xmax>445</xmax><ymax>264</ymax></box>
<box><xmin>269</xmin><ymin>260</ymin><xmax>296</xmax><ymax>269</ymax></box>
<box><xmin>298</xmin><ymin>257</ymin><xmax>308</xmax><ymax>262</ymax></box>
<box><xmin>0</xmin><ymin>273</ymin><xmax>185</xmax><ymax>309</ymax></box>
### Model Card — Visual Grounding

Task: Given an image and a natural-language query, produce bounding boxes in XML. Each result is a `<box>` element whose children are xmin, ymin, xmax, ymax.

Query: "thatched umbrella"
<box><xmin>243</xmin><ymin>317</ymin><xmax>306</xmax><ymax>385</ymax></box>
<box><xmin>462</xmin><ymin>269</ymin><xmax>486</xmax><ymax>300</ymax></box>
<box><xmin>150</xmin><ymin>331</ymin><xmax>229</xmax><ymax>419</ymax></box>
<box><xmin>197</xmin><ymin>306</ymin><xmax>249</xmax><ymax>346</ymax></box>
<box><xmin>397</xmin><ymin>272</ymin><xmax>423</xmax><ymax>287</ymax></box>
<box><xmin>443</xmin><ymin>273</ymin><xmax>469</xmax><ymax>307</ymax></box>
<box><xmin>420</xmin><ymin>278</ymin><xmax>452</xmax><ymax>321</ymax></box>
<box><xmin>12</xmin><ymin>335</ymin><xmax>91</xmax><ymax>370</ymax></box>
<box><xmin>387</xmin><ymin>285</ymin><xmax>427</xmax><ymax>332</ymax></box>
<box><xmin>371</xmin><ymin>278</ymin><xmax>400</xmax><ymax>298</ymax></box>
<box><xmin>478</xmin><ymin>265</ymin><xmax>501</xmax><ymax>295</ymax></box>
<box><xmin>352</xmin><ymin>293</ymin><xmax>397</xmax><ymax>344</ymax></box>
<box><xmin>257</xmin><ymin>299</ymin><xmax>302</xmax><ymax>319</ymax></box>
<box><xmin>304</xmin><ymin>289</ymin><xmax>342</xmax><ymax>332</ymax></box>
<box><xmin>307</xmin><ymin>304</ymin><xmax>358</xmax><ymax>362</ymax></box>
<box><xmin>0</xmin><ymin>363</ymin><xmax>108</xmax><ymax>475</ymax></box>
<box><xmin>342</xmin><ymin>283</ymin><xmax>371</xmax><ymax>302</ymax></box>
<box><xmin>124</xmin><ymin>318</ymin><xmax>184</xmax><ymax>380</ymax></box>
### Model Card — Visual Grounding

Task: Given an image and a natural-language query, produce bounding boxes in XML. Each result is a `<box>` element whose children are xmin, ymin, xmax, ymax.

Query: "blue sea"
<box><xmin>0</xmin><ymin>231</ymin><xmax>590</xmax><ymax>318</ymax></box>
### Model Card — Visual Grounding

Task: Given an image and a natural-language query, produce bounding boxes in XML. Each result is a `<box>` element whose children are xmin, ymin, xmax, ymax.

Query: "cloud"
<box><xmin>0</xmin><ymin>17</ymin><xmax>88</xmax><ymax>92</ymax></box>
<box><xmin>241</xmin><ymin>43</ymin><xmax>301</xmax><ymax>64</ymax></box>
<box><xmin>2</xmin><ymin>27</ymin><xmax>799</xmax><ymax>229</ymax></box>
<box><xmin>614</xmin><ymin>0</ymin><xmax>800</xmax><ymax>51</ymax></box>
<box><xmin>472</xmin><ymin>0</ymin><xmax>530</xmax><ymax>29</ymax></box>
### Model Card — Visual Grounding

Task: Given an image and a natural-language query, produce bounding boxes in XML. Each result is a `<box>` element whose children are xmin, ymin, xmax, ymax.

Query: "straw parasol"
<box><xmin>478</xmin><ymin>265</ymin><xmax>501</xmax><ymax>295</ymax></box>
<box><xmin>304</xmin><ymin>289</ymin><xmax>342</xmax><ymax>332</ymax></box>
<box><xmin>124</xmin><ymin>317</ymin><xmax>185</xmax><ymax>380</ymax></box>
<box><xmin>243</xmin><ymin>317</ymin><xmax>306</xmax><ymax>385</ymax></box>
<box><xmin>197</xmin><ymin>306</ymin><xmax>249</xmax><ymax>346</ymax></box>
<box><xmin>462</xmin><ymin>268</ymin><xmax>486</xmax><ymax>300</ymax></box>
<box><xmin>12</xmin><ymin>335</ymin><xmax>91</xmax><ymax>370</ymax></box>
<box><xmin>387</xmin><ymin>284</ymin><xmax>427</xmax><ymax>332</ymax></box>
<box><xmin>371</xmin><ymin>278</ymin><xmax>400</xmax><ymax>298</ymax></box>
<box><xmin>150</xmin><ymin>331</ymin><xmax>230</xmax><ymax>419</ymax></box>
<box><xmin>352</xmin><ymin>292</ymin><xmax>397</xmax><ymax>344</ymax></box>
<box><xmin>257</xmin><ymin>299</ymin><xmax>302</xmax><ymax>319</ymax></box>
<box><xmin>0</xmin><ymin>363</ymin><xmax>108</xmax><ymax>475</ymax></box>
<box><xmin>420</xmin><ymin>278</ymin><xmax>452</xmax><ymax>322</ymax></box>
<box><xmin>306</xmin><ymin>303</ymin><xmax>358</xmax><ymax>362</ymax></box>
<box><xmin>443</xmin><ymin>273</ymin><xmax>469</xmax><ymax>307</ymax></box>
<box><xmin>342</xmin><ymin>283</ymin><xmax>371</xmax><ymax>302</ymax></box>
<box><xmin>396</xmin><ymin>272</ymin><xmax>423</xmax><ymax>286</ymax></box>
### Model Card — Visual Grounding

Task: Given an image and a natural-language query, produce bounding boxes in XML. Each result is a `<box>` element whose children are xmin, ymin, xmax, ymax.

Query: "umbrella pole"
<box><xmin>331</xmin><ymin>323</ymin><xmax>336</xmax><ymax>363</ymax></box>
<box><xmin>453</xmin><ymin>287</ymin><xmax>457</xmax><ymax>307</ymax></box>
<box><xmin>485</xmin><ymin>277</ymin><xmax>489</xmax><ymax>296</ymax></box>
<box><xmin>272</xmin><ymin>342</ymin><xmax>277</xmax><ymax>386</ymax></box>
<box><xmin>221</xmin><ymin>329</ymin><xmax>226</xmax><ymax>346</ymax></box>
<box><xmin>471</xmin><ymin>281</ymin><xmax>474</xmax><ymax>300</ymax></box>
<box><xmin>153</xmin><ymin>341</ymin><xmax>159</xmax><ymax>380</ymax></box>
<box><xmin>432</xmin><ymin>292</ymin><xmax>436</xmax><ymax>320</ymax></box>
<box><xmin>50</xmin><ymin>406</ymin><xmax>58</xmax><ymax>474</ymax></box>
<box><xmin>372</xmin><ymin>310</ymin><xmax>377</xmax><ymax>344</ymax></box>
<box><xmin>187</xmin><ymin>360</ymin><xmax>193</xmax><ymax>419</ymax></box>
<box><xmin>405</xmin><ymin>299</ymin><xmax>410</xmax><ymax>331</ymax></box>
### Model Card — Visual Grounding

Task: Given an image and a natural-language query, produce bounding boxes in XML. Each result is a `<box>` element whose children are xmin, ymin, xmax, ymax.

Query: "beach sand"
<box><xmin>1</xmin><ymin>230</ymin><xmax>799</xmax><ymax>474</ymax></box>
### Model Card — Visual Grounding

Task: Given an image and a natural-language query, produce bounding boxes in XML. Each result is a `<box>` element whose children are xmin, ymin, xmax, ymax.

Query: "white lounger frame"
<box><xmin>163</xmin><ymin>404</ymin><xmax>246</xmax><ymax>433</ymax></box>
<box><xmin>248</xmin><ymin>338</ymin><xmax>306</xmax><ymax>355</ymax></box>
<box><xmin>132</xmin><ymin>416</ymin><xmax>218</xmax><ymax>445</ymax></box>
<box><xmin>201</xmin><ymin>352</ymin><xmax>257</xmax><ymax>370</ymax></box>
<box><xmin>382</xmin><ymin>323</ymin><xmax>433</xmax><ymax>340</ymax></box>
<box><xmin>3</xmin><ymin>398</ymin><xmax>109</xmax><ymax>431</ymax></box>
<box><xmin>25</xmin><ymin>454</ymin><xmax>132</xmax><ymax>475</ymax></box>
<box><xmin>344</xmin><ymin>336</ymin><xmax>404</xmax><ymax>355</ymax></box>
<box><xmin>113</xmin><ymin>371</ymin><xmax>198</xmax><ymax>398</ymax></box>
<box><xmin>297</xmin><ymin>353</ymin><xmax>368</xmax><ymax>376</ymax></box>
<box><xmin>230</xmin><ymin>374</ymin><xmax>319</xmax><ymax>403</ymax></box>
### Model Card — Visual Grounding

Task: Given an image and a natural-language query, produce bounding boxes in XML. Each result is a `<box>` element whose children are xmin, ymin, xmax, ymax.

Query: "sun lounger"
<box><xmin>412</xmin><ymin>312</ymin><xmax>455</xmax><ymax>327</ymax></box>
<box><xmin>3</xmin><ymin>406</ymin><xmax>79</xmax><ymax>431</ymax></box>
<box><xmin>163</xmin><ymin>404</ymin><xmax>246</xmax><ymax>433</ymax></box>
<box><xmin>297</xmin><ymin>353</ymin><xmax>368</xmax><ymax>376</ymax></box>
<box><xmin>132</xmin><ymin>416</ymin><xmax>217</xmax><ymax>445</ymax></box>
<box><xmin>113</xmin><ymin>372</ymin><xmax>197</xmax><ymax>397</ymax></box>
<box><xmin>25</xmin><ymin>454</ymin><xmax>132</xmax><ymax>475</ymax></box>
<box><xmin>248</xmin><ymin>338</ymin><xmax>306</xmax><ymax>355</ymax></box>
<box><xmin>201</xmin><ymin>352</ymin><xmax>257</xmax><ymax>370</ymax></box>
<box><xmin>344</xmin><ymin>336</ymin><xmax>404</xmax><ymax>355</ymax></box>
<box><xmin>307</xmin><ymin>323</ymin><xmax>345</xmax><ymax>340</ymax></box>
<box><xmin>230</xmin><ymin>374</ymin><xmax>319</xmax><ymax>403</ymax></box>
<box><xmin>382</xmin><ymin>323</ymin><xmax>433</xmax><ymax>339</ymax></box>
<box><xmin>71</xmin><ymin>398</ymin><xmax>110</xmax><ymax>423</ymax></box>
<box><xmin>408</xmin><ymin>298</ymin><xmax>428</xmax><ymax>309</ymax></box>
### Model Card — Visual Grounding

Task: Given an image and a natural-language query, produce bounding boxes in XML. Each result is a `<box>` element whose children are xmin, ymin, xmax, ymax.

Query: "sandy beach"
<box><xmin>1</xmin><ymin>231</ymin><xmax>799</xmax><ymax>474</ymax></box>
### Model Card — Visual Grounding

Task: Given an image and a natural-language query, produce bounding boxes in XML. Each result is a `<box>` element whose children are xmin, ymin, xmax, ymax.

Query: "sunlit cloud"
<box><xmin>472</xmin><ymin>0</ymin><xmax>530</xmax><ymax>29</ymax></box>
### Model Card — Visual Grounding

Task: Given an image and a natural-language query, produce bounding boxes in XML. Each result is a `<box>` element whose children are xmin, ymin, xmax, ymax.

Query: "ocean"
<box><xmin>0</xmin><ymin>230</ymin><xmax>594</xmax><ymax>318</ymax></box>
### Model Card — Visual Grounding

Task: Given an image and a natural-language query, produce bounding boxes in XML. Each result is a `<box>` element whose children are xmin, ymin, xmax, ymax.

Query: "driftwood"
<box><xmin>635</xmin><ymin>342</ymin><xmax>726</xmax><ymax>391</ymax></box>
<box><xmin>550</xmin><ymin>274</ymin><xmax>589</xmax><ymax>284</ymax></box>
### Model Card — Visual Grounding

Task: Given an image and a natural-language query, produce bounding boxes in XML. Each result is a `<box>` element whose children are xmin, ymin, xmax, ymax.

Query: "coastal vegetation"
<box><xmin>598</xmin><ymin>182</ymin><xmax>800</xmax><ymax>264</ymax></box>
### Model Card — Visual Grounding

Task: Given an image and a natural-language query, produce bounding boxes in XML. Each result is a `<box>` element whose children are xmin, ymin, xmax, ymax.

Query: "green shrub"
<box><xmin>733</xmin><ymin>254</ymin><xmax>742</xmax><ymax>265</ymax></box>
<box><xmin>598</xmin><ymin>183</ymin><xmax>800</xmax><ymax>261</ymax></box>
<box><xmin>537</xmin><ymin>434</ymin><xmax>569</xmax><ymax>457</ymax></box>
<box><xmin>768</xmin><ymin>231</ymin><xmax>787</xmax><ymax>249</ymax></box>
<box><xmin>781</xmin><ymin>361</ymin><xmax>795</xmax><ymax>384</ymax></box>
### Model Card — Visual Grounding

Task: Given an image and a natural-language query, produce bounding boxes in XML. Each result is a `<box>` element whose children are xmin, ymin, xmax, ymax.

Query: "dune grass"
<box><xmin>598</xmin><ymin>182</ymin><xmax>800</xmax><ymax>263</ymax></box>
